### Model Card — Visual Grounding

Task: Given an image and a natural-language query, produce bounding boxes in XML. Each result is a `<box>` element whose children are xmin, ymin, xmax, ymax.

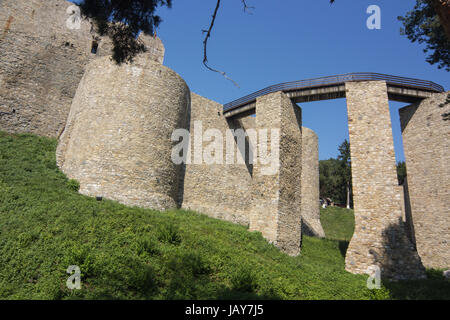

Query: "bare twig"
<box><xmin>203</xmin><ymin>0</ymin><xmax>252</xmax><ymax>87</ymax></box>
<box><xmin>241</xmin><ymin>0</ymin><xmax>254</xmax><ymax>13</ymax></box>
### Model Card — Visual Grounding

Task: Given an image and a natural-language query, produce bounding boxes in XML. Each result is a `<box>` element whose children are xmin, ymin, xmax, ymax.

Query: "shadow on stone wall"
<box><xmin>376</xmin><ymin>218</ymin><xmax>425</xmax><ymax>280</ymax></box>
<box><xmin>301</xmin><ymin>219</ymin><xmax>326</xmax><ymax>240</ymax></box>
<box><xmin>301</xmin><ymin>220</ymin><xmax>316</xmax><ymax>237</ymax></box>
<box><xmin>401</xmin><ymin>177</ymin><xmax>416</xmax><ymax>247</ymax></box>
<box><xmin>439</xmin><ymin>93</ymin><xmax>450</xmax><ymax>120</ymax></box>
<box><xmin>226</xmin><ymin>117</ymin><xmax>254</xmax><ymax>177</ymax></box>
<box><xmin>176</xmin><ymin>98</ymin><xmax>192</xmax><ymax>208</ymax></box>
<box><xmin>400</xmin><ymin>103</ymin><xmax>418</xmax><ymax>135</ymax></box>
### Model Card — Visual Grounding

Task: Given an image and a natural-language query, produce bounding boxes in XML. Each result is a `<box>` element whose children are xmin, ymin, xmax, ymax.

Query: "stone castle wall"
<box><xmin>301</xmin><ymin>127</ymin><xmax>325</xmax><ymax>238</ymax></box>
<box><xmin>57</xmin><ymin>53</ymin><xmax>190</xmax><ymax>211</ymax></box>
<box><xmin>0</xmin><ymin>0</ymin><xmax>324</xmax><ymax>251</ymax></box>
<box><xmin>181</xmin><ymin>92</ymin><xmax>321</xmax><ymax>255</ymax></box>
<box><xmin>0</xmin><ymin>0</ymin><xmax>165</xmax><ymax>138</ymax></box>
<box><xmin>399</xmin><ymin>92</ymin><xmax>450</xmax><ymax>269</ymax></box>
<box><xmin>0</xmin><ymin>0</ymin><xmax>112</xmax><ymax>137</ymax></box>
<box><xmin>181</xmin><ymin>93</ymin><xmax>324</xmax><ymax>256</ymax></box>
<box><xmin>180</xmin><ymin>93</ymin><xmax>254</xmax><ymax>225</ymax></box>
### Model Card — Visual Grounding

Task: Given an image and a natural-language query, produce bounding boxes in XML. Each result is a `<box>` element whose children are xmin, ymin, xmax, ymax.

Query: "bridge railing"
<box><xmin>223</xmin><ymin>72</ymin><xmax>445</xmax><ymax>113</ymax></box>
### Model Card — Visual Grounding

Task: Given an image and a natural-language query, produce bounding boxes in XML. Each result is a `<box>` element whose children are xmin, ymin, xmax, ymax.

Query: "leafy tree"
<box><xmin>431</xmin><ymin>0</ymin><xmax>450</xmax><ymax>39</ymax></box>
<box><xmin>337</xmin><ymin>140</ymin><xmax>352</xmax><ymax>209</ymax></box>
<box><xmin>319</xmin><ymin>158</ymin><xmax>346</xmax><ymax>204</ymax></box>
<box><xmin>78</xmin><ymin>0</ymin><xmax>173</xmax><ymax>63</ymax></box>
<box><xmin>319</xmin><ymin>139</ymin><xmax>353</xmax><ymax>208</ymax></box>
<box><xmin>397</xmin><ymin>161</ymin><xmax>407</xmax><ymax>185</ymax></box>
<box><xmin>398</xmin><ymin>0</ymin><xmax>450</xmax><ymax>71</ymax></box>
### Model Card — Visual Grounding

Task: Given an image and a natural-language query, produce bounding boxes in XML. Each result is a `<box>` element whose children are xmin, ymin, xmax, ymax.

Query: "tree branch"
<box><xmin>241</xmin><ymin>0</ymin><xmax>254</xmax><ymax>13</ymax></box>
<box><xmin>202</xmin><ymin>0</ymin><xmax>243</xmax><ymax>87</ymax></box>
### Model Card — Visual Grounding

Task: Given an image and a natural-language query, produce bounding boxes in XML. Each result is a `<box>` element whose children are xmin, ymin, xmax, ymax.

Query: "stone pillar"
<box><xmin>301</xmin><ymin>127</ymin><xmax>325</xmax><ymax>237</ymax></box>
<box><xmin>399</xmin><ymin>92</ymin><xmax>450</xmax><ymax>269</ymax></box>
<box><xmin>250</xmin><ymin>91</ymin><xmax>303</xmax><ymax>256</ymax></box>
<box><xmin>344</xmin><ymin>81</ymin><xmax>425</xmax><ymax>280</ymax></box>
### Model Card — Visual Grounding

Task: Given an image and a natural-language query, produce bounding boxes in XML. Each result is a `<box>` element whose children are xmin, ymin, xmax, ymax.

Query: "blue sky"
<box><xmin>73</xmin><ymin>0</ymin><xmax>449</xmax><ymax>161</ymax></box>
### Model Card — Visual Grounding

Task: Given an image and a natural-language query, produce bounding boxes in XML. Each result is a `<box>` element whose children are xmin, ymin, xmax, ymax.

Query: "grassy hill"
<box><xmin>0</xmin><ymin>131</ymin><xmax>448</xmax><ymax>300</ymax></box>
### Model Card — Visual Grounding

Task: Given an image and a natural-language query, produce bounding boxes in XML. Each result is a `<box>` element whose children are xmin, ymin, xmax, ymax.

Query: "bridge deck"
<box><xmin>223</xmin><ymin>72</ymin><xmax>445</xmax><ymax>118</ymax></box>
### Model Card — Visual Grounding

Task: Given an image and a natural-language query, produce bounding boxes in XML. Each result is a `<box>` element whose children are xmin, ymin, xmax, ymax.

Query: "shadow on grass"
<box><xmin>160</xmin><ymin>257</ymin><xmax>281</xmax><ymax>300</ymax></box>
<box><xmin>372</xmin><ymin>220</ymin><xmax>450</xmax><ymax>299</ymax></box>
<box><xmin>338</xmin><ymin>240</ymin><xmax>349</xmax><ymax>258</ymax></box>
<box><xmin>73</xmin><ymin>253</ymin><xmax>282</xmax><ymax>300</ymax></box>
<box><xmin>382</xmin><ymin>269</ymin><xmax>450</xmax><ymax>300</ymax></box>
<box><xmin>215</xmin><ymin>289</ymin><xmax>280</xmax><ymax>300</ymax></box>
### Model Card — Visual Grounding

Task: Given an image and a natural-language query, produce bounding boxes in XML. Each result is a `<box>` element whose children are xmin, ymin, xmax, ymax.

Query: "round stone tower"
<box><xmin>57</xmin><ymin>34</ymin><xmax>190</xmax><ymax>210</ymax></box>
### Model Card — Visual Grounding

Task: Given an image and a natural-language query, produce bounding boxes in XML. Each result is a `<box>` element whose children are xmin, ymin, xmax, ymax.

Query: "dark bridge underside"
<box><xmin>223</xmin><ymin>72</ymin><xmax>445</xmax><ymax>118</ymax></box>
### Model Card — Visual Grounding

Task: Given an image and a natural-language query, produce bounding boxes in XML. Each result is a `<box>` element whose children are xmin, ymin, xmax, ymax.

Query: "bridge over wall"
<box><xmin>222</xmin><ymin>74</ymin><xmax>447</xmax><ymax>278</ymax></box>
<box><xmin>223</xmin><ymin>73</ymin><xmax>443</xmax><ymax>118</ymax></box>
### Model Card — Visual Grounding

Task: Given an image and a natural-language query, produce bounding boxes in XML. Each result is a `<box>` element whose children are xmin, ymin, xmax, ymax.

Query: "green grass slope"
<box><xmin>320</xmin><ymin>206</ymin><xmax>355</xmax><ymax>242</ymax></box>
<box><xmin>0</xmin><ymin>131</ymin><xmax>448</xmax><ymax>300</ymax></box>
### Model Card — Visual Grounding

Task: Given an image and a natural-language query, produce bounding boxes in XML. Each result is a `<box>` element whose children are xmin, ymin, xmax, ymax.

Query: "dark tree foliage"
<box><xmin>397</xmin><ymin>161</ymin><xmax>407</xmax><ymax>185</ymax></box>
<box><xmin>77</xmin><ymin>1</ymin><xmax>335</xmax><ymax>68</ymax></box>
<box><xmin>78</xmin><ymin>0</ymin><xmax>172</xmax><ymax>63</ymax></box>
<box><xmin>398</xmin><ymin>0</ymin><xmax>450</xmax><ymax>71</ymax></box>
<box><xmin>337</xmin><ymin>139</ymin><xmax>352</xmax><ymax>208</ymax></box>
<box><xmin>337</xmin><ymin>139</ymin><xmax>351</xmax><ymax>180</ymax></box>
<box><xmin>319</xmin><ymin>158</ymin><xmax>346</xmax><ymax>204</ymax></box>
<box><xmin>319</xmin><ymin>139</ymin><xmax>353</xmax><ymax>207</ymax></box>
<box><xmin>76</xmin><ymin>1</ymin><xmax>448</xmax><ymax>71</ymax></box>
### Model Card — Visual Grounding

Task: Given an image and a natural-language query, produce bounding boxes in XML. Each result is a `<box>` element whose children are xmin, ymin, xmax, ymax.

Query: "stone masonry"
<box><xmin>0</xmin><ymin>0</ymin><xmax>165</xmax><ymax>138</ymax></box>
<box><xmin>182</xmin><ymin>93</ymin><xmax>323</xmax><ymax>253</ymax></box>
<box><xmin>400</xmin><ymin>177</ymin><xmax>416</xmax><ymax>245</ymax></box>
<box><xmin>249</xmin><ymin>92</ymin><xmax>303</xmax><ymax>256</ymax></box>
<box><xmin>0</xmin><ymin>0</ymin><xmax>112</xmax><ymax>137</ymax></box>
<box><xmin>180</xmin><ymin>93</ymin><xmax>254</xmax><ymax>225</ymax></box>
<box><xmin>344</xmin><ymin>81</ymin><xmax>426</xmax><ymax>280</ymax></box>
<box><xmin>399</xmin><ymin>92</ymin><xmax>450</xmax><ymax>269</ymax></box>
<box><xmin>301</xmin><ymin>127</ymin><xmax>325</xmax><ymax>238</ymax></box>
<box><xmin>57</xmin><ymin>49</ymin><xmax>190</xmax><ymax>211</ymax></box>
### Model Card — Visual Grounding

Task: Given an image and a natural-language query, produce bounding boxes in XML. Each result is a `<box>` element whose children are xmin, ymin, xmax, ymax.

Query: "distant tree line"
<box><xmin>319</xmin><ymin>140</ymin><xmax>353</xmax><ymax>208</ymax></box>
<box><xmin>319</xmin><ymin>140</ymin><xmax>407</xmax><ymax>208</ymax></box>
